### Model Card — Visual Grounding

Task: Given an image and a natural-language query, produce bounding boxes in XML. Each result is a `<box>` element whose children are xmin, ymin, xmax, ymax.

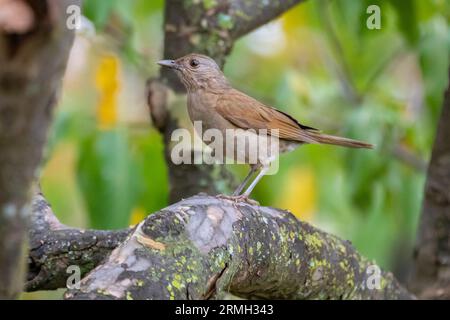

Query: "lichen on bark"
<box><xmin>63</xmin><ymin>195</ymin><xmax>412</xmax><ymax>300</ymax></box>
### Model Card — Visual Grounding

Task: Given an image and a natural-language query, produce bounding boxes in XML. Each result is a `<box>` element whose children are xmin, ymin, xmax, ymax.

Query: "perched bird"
<box><xmin>158</xmin><ymin>54</ymin><xmax>372</xmax><ymax>200</ymax></box>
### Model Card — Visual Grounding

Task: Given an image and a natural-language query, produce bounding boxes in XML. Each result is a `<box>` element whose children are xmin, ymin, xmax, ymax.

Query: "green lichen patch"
<box><xmin>217</xmin><ymin>13</ymin><xmax>234</xmax><ymax>30</ymax></box>
<box><xmin>304</xmin><ymin>232</ymin><xmax>324</xmax><ymax>251</ymax></box>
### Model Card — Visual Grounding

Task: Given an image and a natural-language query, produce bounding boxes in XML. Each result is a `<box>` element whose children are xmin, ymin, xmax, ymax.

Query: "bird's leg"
<box><xmin>232</xmin><ymin>165</ymin><xmax>258</xmax><ymax>196</ymax></box>
<box><xmin>242</xmin><ymin>166</ymin><xmax>269</xmax><ymax>197</ymax></box>
<box><xmin>216</xmin><ymin>165</ymin><xmax>261</xmax><ymax>205</ymax></box>
<box><xmin>217</xmin><ymin>165</ymin><xmax>268</xmax><ymax>205</ymax></box>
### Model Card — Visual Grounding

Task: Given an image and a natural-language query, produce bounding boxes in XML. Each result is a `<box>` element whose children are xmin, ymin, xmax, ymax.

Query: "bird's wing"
<box><xmin>216</xmin><ymin>89</ymin><xmax>319</xmax><ymax>143</ymax></box>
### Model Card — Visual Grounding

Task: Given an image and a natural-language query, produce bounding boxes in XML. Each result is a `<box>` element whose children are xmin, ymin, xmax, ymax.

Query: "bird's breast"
<box><xmin>187</xmin><ymin>92</ymin><xmax>228</xmax><ymax>132</ymax></box>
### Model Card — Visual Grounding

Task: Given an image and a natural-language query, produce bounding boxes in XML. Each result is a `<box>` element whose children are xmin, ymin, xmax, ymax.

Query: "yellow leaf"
<box><xmin>276</xmin><ymin>167</ymin><xmax>316</xmax><ymax>221</ymax></box>
<box><xmin>95</xmin><ymin>53</ymin><xmax>120</xmax><ymax>129</ymax></box>
<box><xmin>282</xmin><ymin>4</ymin><xmax>309</xmax><ymax>36</ymax></box>
<box><xmin>129</xmin><ymin>207</ymin><xmax>147</xmax><ymax>226</ymax></box>
<box><xmin>280</xmin><ymin>4</ymin><xmax>321</xmax><ymax>66</ymax></box>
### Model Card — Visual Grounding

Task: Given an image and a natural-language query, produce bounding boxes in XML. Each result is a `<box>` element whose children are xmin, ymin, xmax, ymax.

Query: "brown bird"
<box><xmin>158</xmin><ymin>53</ymin><xmax>372</xmax><ymax>201</ymax></box>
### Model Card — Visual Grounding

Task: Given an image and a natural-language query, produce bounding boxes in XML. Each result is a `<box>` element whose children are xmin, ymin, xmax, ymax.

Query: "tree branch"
<box><xmin>409</xmin><ymin>67</ymin><xmax>450</xmax><ymax>299</ymax></box>
<box><xmin>229</xmin><ymin>0</ymin><xmax>305</xmax><ymax>39</ymax></box>
<box><xmin>26</xmin><ymin>190</ymin><xmax>130</xmax><ymax>291</ymax></box>
<box><xmin>27</xmin><ymin>192</ymin><xmax>413</xmax><ymax>299</ymax></box>
<box><xmin>0</xmin><ymin>0</ymin><xmax>79</xmax><ymax>298</ymax></box>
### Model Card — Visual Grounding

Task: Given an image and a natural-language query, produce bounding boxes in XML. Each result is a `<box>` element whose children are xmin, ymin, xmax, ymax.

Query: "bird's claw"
<box><xmin>216</xmin><ymin>194</ymin><xmax>259</xmax><ymax>206</ymax></box>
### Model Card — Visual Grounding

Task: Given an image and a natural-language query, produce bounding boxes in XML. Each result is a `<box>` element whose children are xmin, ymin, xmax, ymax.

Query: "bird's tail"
<box><xmin>307</xmin><ymin>131</ymin><xmax>373</xmax><ymax>149</ymax></box>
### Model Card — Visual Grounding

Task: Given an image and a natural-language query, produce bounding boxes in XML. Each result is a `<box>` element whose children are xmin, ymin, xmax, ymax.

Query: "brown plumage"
<box><xmin>215</xmin><ymin>88</ymin><xmax>372</xmax><ymax>148</ymax></box>
<box><xmin>158</xmin><ymin>53</ymin><xmax>373</xmax><ymax>199</ymax></box>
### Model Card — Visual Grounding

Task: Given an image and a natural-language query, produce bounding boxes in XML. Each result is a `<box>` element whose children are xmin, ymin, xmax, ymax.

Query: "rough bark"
<box><xmin>409</xmin><ymin>67</ymin><xmax>450</xmax><ymax>299</ymax></box>
<box><xmin>26</xmin><ymin>190</ymin><xmax>129</xmax><ymax>291</ymax></box>
<box><xmin>148</xmin><ymin>0</ymin><xmax>305</xmax><ymax>203</ymax></box>
<box><xmin>0</xmin><ymin>0</ymin><xmax>79</xmax><ymax>298</ymax></box>
<box><xmin>27</xmin><ymin>192</ymin><xmax>412</xmax><ymax>299</ymax></box>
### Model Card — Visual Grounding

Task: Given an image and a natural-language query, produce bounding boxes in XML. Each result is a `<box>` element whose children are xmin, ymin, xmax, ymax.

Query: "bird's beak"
<box><xmin>157</xmin><ymin>59</ymin><xmax>180</xmax><ymax>70</ymax></box>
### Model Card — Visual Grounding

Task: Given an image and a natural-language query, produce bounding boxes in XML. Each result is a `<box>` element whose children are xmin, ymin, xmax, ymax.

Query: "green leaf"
<box><xmin>131</xmin><ymin>130</ymin><xmax>169</xmax><ymax>214</ymax></box>
<box><xmin>389</xmin><ymin>0</ymin><xmax>419</xmax><ymax>46</ymax></box>
<box><xmin>82</xmin><ymin>0</ymin><xmax>118</xmax><ymax>29</ymax></box>
<box><xmin>77</xmin><ymin>129</ymin><xmax>138</xmax><ymax>229</ymax></box>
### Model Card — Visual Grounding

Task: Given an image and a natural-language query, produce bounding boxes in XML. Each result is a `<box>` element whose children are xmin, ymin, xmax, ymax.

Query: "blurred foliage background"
<box><xmin>24</xmin><ymin>0</ymin><xmax>450</xmax><ymax>299</ymax></box>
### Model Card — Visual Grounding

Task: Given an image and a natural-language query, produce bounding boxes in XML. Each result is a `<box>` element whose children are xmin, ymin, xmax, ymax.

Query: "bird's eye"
<box><xmin>190</xmin><ymin>59</ymin><xmax>199</xmax><ymax>68</ymax></box>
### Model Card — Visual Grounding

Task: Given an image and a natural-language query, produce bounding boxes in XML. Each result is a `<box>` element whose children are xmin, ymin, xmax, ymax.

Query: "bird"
<box><xmin>158</xmin><ymin>53</ymin><xmax>373</xmax><ymax>201</ymax></box>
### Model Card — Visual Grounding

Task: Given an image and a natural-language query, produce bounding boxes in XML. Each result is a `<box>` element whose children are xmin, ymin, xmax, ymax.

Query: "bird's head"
<box><xmin>157</xmin><ymin>53</ymin><xmax>230</xmax><ymax>92</ymax></box>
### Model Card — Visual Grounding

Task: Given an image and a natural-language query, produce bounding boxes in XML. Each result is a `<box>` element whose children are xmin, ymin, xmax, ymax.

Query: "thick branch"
<box><xmin>0</xmin><ymin>0</ymin><xmax>79</xmax><ymax>298</ymax></box>
<box><xmin>409</xmin><ymin>67</ymin><xmax>450</xmax><ymax>299</ymax></box>
<box><xmin>48</xmin><ymin>195</ymin><xmax>413</xmax><ymax>300</ymax></box>
<box><xmin>229</xmin><ymin>0</ymin><xmax>305</xmax><ymax>39</ymax></box>
<box><xmin>26</xmin><ymin>191</ymin><xmax>129</xmax><ymax>291</ymax></box>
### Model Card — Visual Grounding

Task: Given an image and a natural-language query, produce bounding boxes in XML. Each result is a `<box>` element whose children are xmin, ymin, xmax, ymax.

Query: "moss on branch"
<box><xmin>59</xmin><ymin>195</ymin><xmax>412</xmax><ymax>300</ymax></box>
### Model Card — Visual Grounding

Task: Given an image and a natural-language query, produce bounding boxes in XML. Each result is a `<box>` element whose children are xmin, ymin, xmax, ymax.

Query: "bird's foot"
<box><xmin>216</xmin><ymin>194</ymin><xmax>259</xmax><ymax>206</ymax></box>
